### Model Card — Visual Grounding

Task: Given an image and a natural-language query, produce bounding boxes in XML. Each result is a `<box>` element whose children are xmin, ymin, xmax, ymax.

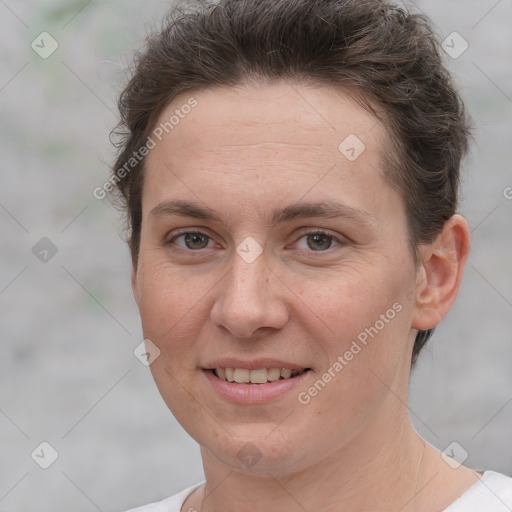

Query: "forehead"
<box><xmin>153</xmin><ymin>81</ymin><xmax>387</xmax><ymax>157</ymax></box>
<box><xmin>143</xmin><ymin>81</ymin><xmax>397</xmax><ymax>222</ymax></box>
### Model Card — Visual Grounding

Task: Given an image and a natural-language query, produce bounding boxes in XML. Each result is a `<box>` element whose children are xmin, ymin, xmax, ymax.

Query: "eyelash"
<box><xmin>166</xmin><ymin>228</ymin><xmax>345</xmax><ymax>255</ymax></box>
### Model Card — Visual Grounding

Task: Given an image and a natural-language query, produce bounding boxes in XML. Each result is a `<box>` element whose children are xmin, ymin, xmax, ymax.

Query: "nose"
<box><xmin>210</xmin><ymin>248</ymin><xmax>289</xmax><ymax>339</ymax></box>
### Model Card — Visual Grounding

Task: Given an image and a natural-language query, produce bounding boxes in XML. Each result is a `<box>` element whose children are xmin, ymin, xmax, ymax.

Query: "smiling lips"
<box><xmin>213</xmin><ymin>367</ymin><xmax>309</xmax><ymax>384</ymax></box>
<box><xmin>202</xmin><ymin>361</ymin><xmax>312</xmax><ymax>403</ymax></box>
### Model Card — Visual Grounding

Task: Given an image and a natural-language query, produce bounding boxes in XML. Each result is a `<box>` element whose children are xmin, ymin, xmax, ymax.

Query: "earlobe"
<box><xmin>411</xmin><ymin>215</ymin><xmax>471</xmax><ymax>331</ymax></box>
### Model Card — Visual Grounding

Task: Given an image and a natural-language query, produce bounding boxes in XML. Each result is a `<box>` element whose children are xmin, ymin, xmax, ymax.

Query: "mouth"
<box><xmin>202</xmin><ymin>362</ymin><xmax>313</xmax><ymax>404</ymax></box>
<box><xmin>209</xmin><ymin>367</ymin><xmax>311</xmax><ymax>384</ymax></box>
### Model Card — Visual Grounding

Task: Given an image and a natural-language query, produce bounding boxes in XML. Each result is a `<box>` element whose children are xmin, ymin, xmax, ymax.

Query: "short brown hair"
<box><xmin>109</xmin><ymin>0</ymin><xmax>472</xmax><ymax>364</ymax></box>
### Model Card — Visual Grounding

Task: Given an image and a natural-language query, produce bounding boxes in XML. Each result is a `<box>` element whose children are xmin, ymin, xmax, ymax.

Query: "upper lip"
<box><xmin>202</xmin><ymin>358</ymin><xmax>310</xmax><ymax>371</ymax></box>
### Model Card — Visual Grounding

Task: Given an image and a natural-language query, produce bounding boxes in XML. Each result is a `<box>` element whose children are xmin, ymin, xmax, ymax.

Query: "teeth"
<box><xmin>281</xmin><ymin>368</ymin><xmax>292</xmax><ymax>379</ymax></box>
<box><xmin>214</xmin><ymin>367</ymin><xmax>305</xmax><ymax>384</ymax></box>
<box><xmin>248</xmin><ymin>368</ymin><xmax>268</xmax><ymax>384</ymax></box>
<box><xmin>267</xmin><ymin>368</ymin><xmax>281</xmax><ymax>381</ymax></box>
<box><xmin>233</xmin><ymin>368</ymin><xmax>250</xmax><ymax>383</ymax></box>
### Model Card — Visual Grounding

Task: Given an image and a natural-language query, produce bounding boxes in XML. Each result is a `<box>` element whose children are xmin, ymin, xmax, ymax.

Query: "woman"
<box><xmin>109</xmin><ymin>0</ymin><xmax>512</xmax><ymax>510</ymax></box>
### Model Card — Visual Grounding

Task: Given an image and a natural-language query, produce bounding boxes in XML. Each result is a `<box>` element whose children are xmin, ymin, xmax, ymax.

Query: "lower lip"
<box><xmin>202</xmin><ymin>369</ymin><xmax>311</xmax><ymax>404</ymax></box>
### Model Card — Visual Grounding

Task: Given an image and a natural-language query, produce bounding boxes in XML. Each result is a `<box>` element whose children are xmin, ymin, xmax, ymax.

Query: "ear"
<box><xmin>411</xmin><ymin>214</ymin><xmax>471</xmax><ymax>331</ymax></box>
<box><xmin>131</xmin><ymin>265</ymin><xmax>139</xmax><ymax>306</ymax></box>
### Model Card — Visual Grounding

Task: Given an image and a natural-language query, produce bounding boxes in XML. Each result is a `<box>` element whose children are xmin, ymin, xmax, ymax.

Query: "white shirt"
<box><xmin>124</xmin><ymin>470</ymin><xmax>512</xmax><ymax>512</ymax></box>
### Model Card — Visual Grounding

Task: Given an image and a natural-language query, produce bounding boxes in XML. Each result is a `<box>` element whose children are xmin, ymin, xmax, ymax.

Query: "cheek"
<box><xmin>296</xmin><ymin>260</ymin><xmax>405</xmax><ymax>343</ymax></box>
<box><xmin>137</xmin><ymin>262</ymin><xmax>211</xmax><ymax>420</ymax></box>
<box><xmin>294</xmin><ymin>264</ymin><xmax>411</xmax><ymax>400</ymax></box>
<box><xmin>135</xmin><ymin>260</ymin><xmax>211</xmax><ymax>356</ymax></box>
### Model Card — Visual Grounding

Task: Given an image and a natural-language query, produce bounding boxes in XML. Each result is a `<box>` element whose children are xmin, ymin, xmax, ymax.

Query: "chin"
<box><xmin>209</xmin><ymin>441</ymin><xmax>310</xmax><ymax>477</ymax></box>
<box><xmin>192</xmin><ymin>419</ymin><xmax>317</xmax><ymax>477</ymax></box>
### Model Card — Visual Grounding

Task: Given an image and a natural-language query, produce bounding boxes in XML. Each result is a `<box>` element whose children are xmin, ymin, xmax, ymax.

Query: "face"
<box><xmin>132</xmin><ymin>81</ymin><xmax>421</xmax><ymax>476</ymax></box>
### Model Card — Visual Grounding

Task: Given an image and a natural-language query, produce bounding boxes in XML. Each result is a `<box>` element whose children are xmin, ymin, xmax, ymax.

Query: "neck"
<box><xmin>196</xmin><ymin>410</ymin><xmax>429</xmax><ymax>512</ymax></box>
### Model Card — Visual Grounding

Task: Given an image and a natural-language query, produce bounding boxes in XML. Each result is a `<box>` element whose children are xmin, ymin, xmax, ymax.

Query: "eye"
<box><xmin>167</xmin><ymin>230</ymin><xmax>215</xmax><ymax>251</ymax></box>
<box><xmin>294</xmin><ymin>229</ymin><xmax>343</xmax><ymax>252</ymax></box>
<box><xmin>166</xmin><ymin>228</ymin><xmax>346</xmax><ymax>254</ymax></box>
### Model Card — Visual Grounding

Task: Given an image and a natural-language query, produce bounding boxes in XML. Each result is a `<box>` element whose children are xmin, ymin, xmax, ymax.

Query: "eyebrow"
<box><xmin>148</xmin><ymin>199</ymin><xmax>372</xmax><ymax>226</ymax></box>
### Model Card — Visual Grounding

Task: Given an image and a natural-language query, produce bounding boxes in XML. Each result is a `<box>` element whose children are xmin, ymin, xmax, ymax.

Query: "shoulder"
<box><xmin>123</xmin><ymin>481</ymin><xmax>205</xmax><ymax>512</ymax></box>
<box><xmin>443</xmin><ymin>471</ymin><xmax>512</xmax><ymax>511</ymax></box>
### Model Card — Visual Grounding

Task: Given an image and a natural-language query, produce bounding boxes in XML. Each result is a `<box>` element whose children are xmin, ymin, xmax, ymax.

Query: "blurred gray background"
<box><xmin>0</xmin><ymin>0</ymin><xmax>511</xmax><ymax>511</ymax></box>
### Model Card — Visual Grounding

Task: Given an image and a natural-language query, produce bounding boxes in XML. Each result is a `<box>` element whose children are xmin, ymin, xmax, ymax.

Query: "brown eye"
<box><xmin>305</xmin><ymin>233</ymin><xmax>334</xmax><ymax>251</ymax></box>
<box><xmin>295</xmin><ymin>230</ymin><xmax>343</xmax><ymax>252</ymax></box>
<box><xmin>295</xmin><ymin>229</ymin><xmax>348</xmax><ymax>254</ymax></box>
<box><xmin>169</xmin><ymin>231</ymin><xmax>212</xmax><ymax>250</ymax></box>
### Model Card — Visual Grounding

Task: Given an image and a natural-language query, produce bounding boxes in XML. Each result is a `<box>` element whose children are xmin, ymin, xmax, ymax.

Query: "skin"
<box><xmin>131</xmin><ymin>80</ymin><xmax>477</xmax><ymax>512</ymax></box>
